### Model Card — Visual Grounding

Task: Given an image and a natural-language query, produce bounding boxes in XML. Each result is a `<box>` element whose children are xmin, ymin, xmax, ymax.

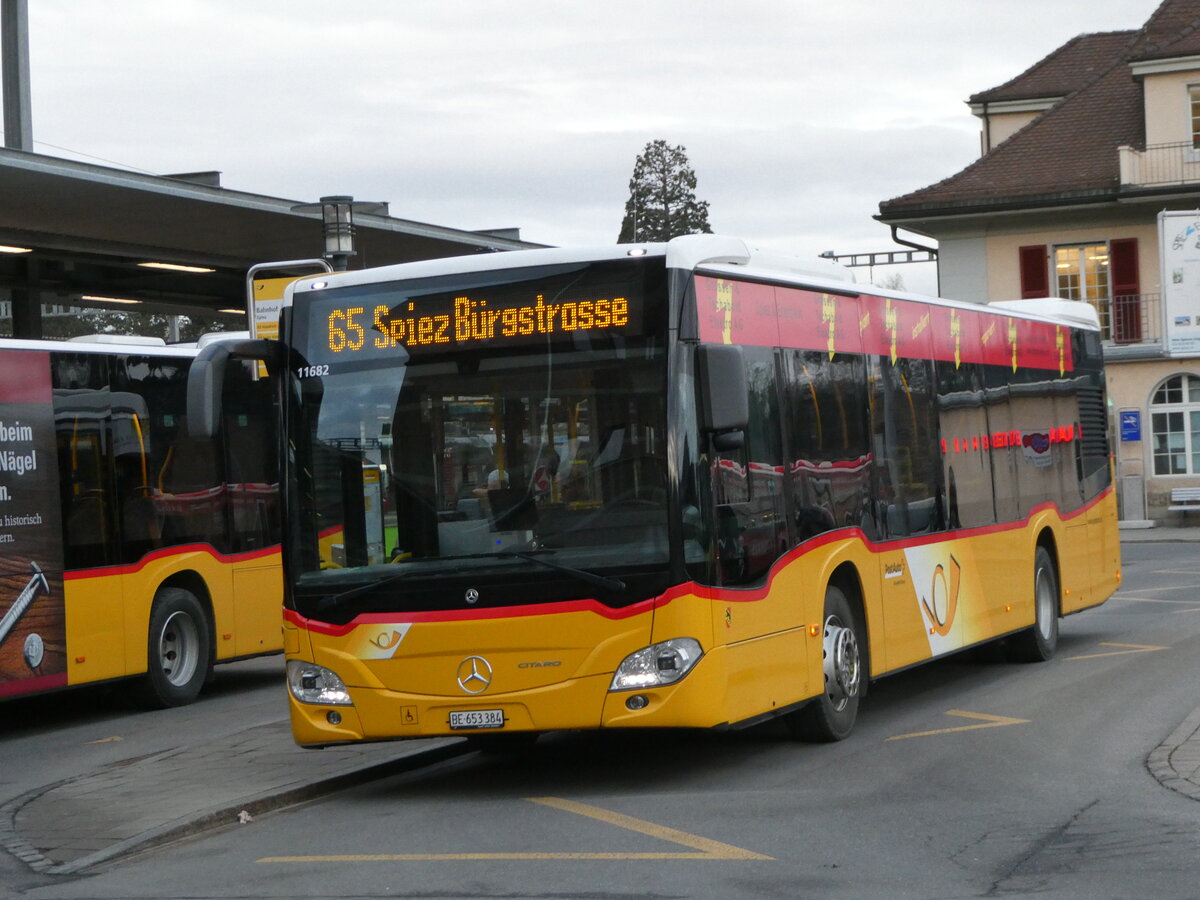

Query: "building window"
<box><xmin>1150</xmin><ymin>374</ymin><xmax>1200</xmax><ymax>476</ymax></box>
<box><xmin>1055</xmin><ymin>244</ymin><xmax>1109</xmax><ymax>302</ymax></box>
<box><xmin>1191</xmin><ymin>85</ymin><xmax>1200</xmax><ymax>149</ymax></box>
<box><xmin>1055</xmin><ymin>243</ymin><xmax>1113</xmax><ymax>334</ymax></box>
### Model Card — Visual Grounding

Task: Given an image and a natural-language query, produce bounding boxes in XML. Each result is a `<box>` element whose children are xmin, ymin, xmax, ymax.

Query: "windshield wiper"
<box><xmin>500</xmin><ymin>550</ymin><xmax>625</xmax><ymax>593</ymax></box>
<box><xmin>311</xmin><ymin>550</ymin><xmax>624</xmax><ymax>612</ymax></box>
<box><xmin>315</xmin><ymin>568</ymin><xmax>414</xmax><ymax>611</ymax></box>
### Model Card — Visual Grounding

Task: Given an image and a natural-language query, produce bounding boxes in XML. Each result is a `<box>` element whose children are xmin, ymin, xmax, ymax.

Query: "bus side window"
<box><xmin>712</xmin><ymin>347</ymin><xmax>787</xmax><ymax>587</ymax></box>
<box><xmin>223</xmin><ymin>360</ymin><xmax>279</xmax><ymax>552</ymax></box>
<box><xmin>52</xmin><ymin>354</ymin><xmax>117</xmax><ymax>569</ymax></box>
<box><xmin>111</xmin><ymin>354</ymin><xmax>180</xmax><ymax>563</ymax></box>
<box><xmin>782</xmin><ymin>350</ymin><xmax>872</xmax><ymax>542</ymax></box>
<box><xmin>870</xmin><ymin>356</ymin><xmax>944</xmax><ymax>538</ymax></box>
<box><xmin>933</xmin><ymin>360</ymin><xmax>996</xmax><ymax>530</ymax></box>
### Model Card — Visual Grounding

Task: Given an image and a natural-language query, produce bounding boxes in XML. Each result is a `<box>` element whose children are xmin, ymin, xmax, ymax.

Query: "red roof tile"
<box><xmin>969</xmin><ymin>32</ymin><xmax>1136</xmax><ymax>104</ymax></box>
<box><xmin>1132</xmin><ymin>0</ymin><xmax>1200</xmax><ymax>61</ymax></box>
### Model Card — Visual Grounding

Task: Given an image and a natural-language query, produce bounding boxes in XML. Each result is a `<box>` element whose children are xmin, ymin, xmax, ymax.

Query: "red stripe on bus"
<box><xmin>286</xmin><ymin>486</ymin><xmax>1113</xmax><ymax>632</ymax></box>
<box><xmin>286</xmin><ymin>595</ymin><xmax>657</xmax><ymax>636</ymax></box>
<box><xmin>64</xmin><ymin>542</ymin><xmax>280</xmax><ymax>580</ymax></box>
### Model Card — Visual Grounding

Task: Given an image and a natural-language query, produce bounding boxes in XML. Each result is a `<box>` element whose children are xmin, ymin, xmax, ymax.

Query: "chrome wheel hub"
<box><xmin>158</xmin><ymin>610</ymin><xmax>200</xmax><ymax>687</ymax></box>
<box><xmin>1035</xmin><ymin>567</ymin><xmax>1055</xmax><ymax>641</ymax></box>
<box><xmin>822</xmin><ymin>614</ymin><xmax>861</xmax><ymax>711</ymax></box>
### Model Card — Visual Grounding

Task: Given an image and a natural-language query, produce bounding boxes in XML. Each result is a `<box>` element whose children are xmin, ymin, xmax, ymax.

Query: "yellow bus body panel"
<box><xmin>288</xmin><ymin>489</ymin><xmax>1118</xmax><ymax>746</ymax></box>
<box><xmin>64</xmin><ymin>546</ymin><xmax>282</xmax><ymax>687</ymax></box>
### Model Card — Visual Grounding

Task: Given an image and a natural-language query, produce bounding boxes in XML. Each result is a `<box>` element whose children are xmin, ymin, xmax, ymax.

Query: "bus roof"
<box><xmin>282</xmin><ymin>235</ymin><xmax>853</xmax><ymax>298</ymax></box>
<box><xmin>279</xmin><ymin>234</ymin><xmax>1100</xmax><ymax>334</ymax></box>
<box><xmin>0</xmin><ymin>336</ymin><xmax>198</xmax><ymax>357</ymax></box>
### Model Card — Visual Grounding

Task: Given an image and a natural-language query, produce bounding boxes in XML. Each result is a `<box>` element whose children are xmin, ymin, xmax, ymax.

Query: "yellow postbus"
<box><xmin>0</xmin><ymin>334</ymin><xmax>281</xmax><ymax>707</ymax></box>
<box><xmin>192</xmin><ymin>235</ymin><xmax>1119</xmax><ymax>745</ymax></box>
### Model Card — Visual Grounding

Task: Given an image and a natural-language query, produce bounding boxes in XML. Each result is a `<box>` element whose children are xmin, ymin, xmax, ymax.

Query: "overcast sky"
<box><xmin>13</xmin><ymin>0</ymin><xmax>1162</xmax><ymax>293</ymax></box>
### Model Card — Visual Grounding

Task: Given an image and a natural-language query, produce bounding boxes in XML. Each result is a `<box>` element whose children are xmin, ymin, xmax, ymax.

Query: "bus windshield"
<box><xmin>287</xmin><ymin>257</ymin><xmax>671</xmax><ymax>613</ymax></box>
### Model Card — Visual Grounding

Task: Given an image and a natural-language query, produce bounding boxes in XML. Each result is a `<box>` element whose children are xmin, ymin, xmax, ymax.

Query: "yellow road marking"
<box><xmin>530</xmin><ymin>797</ymin><xmax>770</xmax><ymax>859</ymax></box>
<box><xmin>887</xmin><ymin>709</ymin><xmax>1029</xmax><ymax>742</ymax></box>
<box><xmin>258</xmin><ymin>796</ymin><xmax>771</xmax><ymax>863</ymax></box>
<box><xmin>259</xmin><ymin>852</ymin><xmax>750</xmax><ymax>861</ymax></box>
<box><xmin>1067</xmin><ymin>642</ymin><xmax>1167</xmax><ymax>661</ymax></box>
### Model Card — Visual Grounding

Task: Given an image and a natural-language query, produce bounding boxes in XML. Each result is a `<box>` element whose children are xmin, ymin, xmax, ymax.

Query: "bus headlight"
<box><xmin>610</xmin><ymin>638</ymin><xmax>703</xmax><ymax>691</ymax></box>
<box><xmin>287</xmin><ymin>660</ymin><xmax>353</xmax><ymax>706</ymax></box>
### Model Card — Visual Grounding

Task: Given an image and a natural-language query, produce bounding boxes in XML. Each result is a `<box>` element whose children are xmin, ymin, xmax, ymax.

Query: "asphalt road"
<box><xmin>5</xmin><ymin>540</ymin><xmax>1200</xmax><ymax>899</ymax></box>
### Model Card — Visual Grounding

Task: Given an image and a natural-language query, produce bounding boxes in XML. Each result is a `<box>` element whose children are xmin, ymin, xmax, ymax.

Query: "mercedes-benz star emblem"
<box><xmin>457</xmin><ymin>656</ymin><xmax>493</xmax><ymax>694</ymax></box>
<box><xmin>465</xmin><ymin>588</ymin><xmax>480</xmax><ymax>605</ymax></box>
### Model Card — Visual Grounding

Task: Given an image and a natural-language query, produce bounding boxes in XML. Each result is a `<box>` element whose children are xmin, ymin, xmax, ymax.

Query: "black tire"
<box><xmin>788</xmin><ymin>583</ymin><xmax>864</xmax><ymax>742</ymax></box>
<box><xmin>134</xmin><ymin>587</ymin><xmax>212</xmax><ymax>708</ymax></box>
<box><xmin>1008</xmin><ymin>545</ymin><xmax>1059</xmax><ymax>663</ymax></box>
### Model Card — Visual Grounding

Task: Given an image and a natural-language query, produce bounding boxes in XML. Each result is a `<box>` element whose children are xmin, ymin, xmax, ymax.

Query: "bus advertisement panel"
<box><xmin>0</xmin><ymin>350</ymin><xmax>66</xmax><ymax>694</ymax></box>
<box><xmin>195</xmin><ymin>236</ymin><xmax>1118</xmax><ymax>748</ymax></box>
<box><xmin>0</xmin><ymin>337</ymin><xmax>282</xmax><ymax>706</ymax></box>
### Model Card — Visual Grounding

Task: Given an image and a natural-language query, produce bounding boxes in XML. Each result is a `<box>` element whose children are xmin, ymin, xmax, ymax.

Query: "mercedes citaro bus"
<box><xmin>188</xmin><ymin>235</ymin><xmax>1119</xmax><ymax>747</ymax></box>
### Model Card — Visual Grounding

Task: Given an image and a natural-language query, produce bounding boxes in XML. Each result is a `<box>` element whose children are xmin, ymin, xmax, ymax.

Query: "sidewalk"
<box><xmin>1119</xmin><ymin>524</ymin><xmax>1200</xmax><ymax>803</ymax></box>
<box><xmin>3</xmin><ymin>524</ymin><xmax>1197</xmax><ymax>877</ymax></box>
<box><xmin>1118</xmin><ymin>522</ymin><xmax>1200</xmax><ymax>542</ymax></box>
<box><xmin>0</xmin><ymin>723</ymin><xmax>468</xmax><ymax>875</ymax></box>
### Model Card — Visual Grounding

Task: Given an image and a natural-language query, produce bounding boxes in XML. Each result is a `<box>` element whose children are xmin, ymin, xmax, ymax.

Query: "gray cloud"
<box><xmin>22</xmin><ymin>0</ymin><xmax>1155</xmax><ymax>296</ymax></box>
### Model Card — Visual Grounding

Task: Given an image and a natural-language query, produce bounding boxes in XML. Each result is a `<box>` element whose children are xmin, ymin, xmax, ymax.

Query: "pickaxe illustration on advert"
<box><xmin>0</xmin><ymin>562</ymin><xmax>50</xmax><ymax>647</ymax></box>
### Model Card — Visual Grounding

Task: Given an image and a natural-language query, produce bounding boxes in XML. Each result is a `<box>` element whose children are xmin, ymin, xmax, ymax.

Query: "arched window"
<box><xmin>1150</xmin><ymin>374</ymin><xmax>1200</xmax><ymax>475</ymax></box>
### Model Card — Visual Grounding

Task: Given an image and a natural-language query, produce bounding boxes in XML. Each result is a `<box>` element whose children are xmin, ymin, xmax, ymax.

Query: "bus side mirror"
<box><xmin>696</xmin><ymin>343</ymin><xmax>748</xmax><ymax>449</ymax></box>
<box><xmin>187</xmin><ymin>338</ymin><xmax>280</xmax><ymax>438</ymax></box>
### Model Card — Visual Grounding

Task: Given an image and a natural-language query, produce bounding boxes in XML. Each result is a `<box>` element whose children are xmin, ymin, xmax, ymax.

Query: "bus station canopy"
<box><xmin>0</xmin><ymin>148</ymin><xmax>540</xmax><ymax>326</ymax></box>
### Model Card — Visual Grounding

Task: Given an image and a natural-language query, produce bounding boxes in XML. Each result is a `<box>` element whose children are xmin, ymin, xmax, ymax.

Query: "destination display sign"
<box><xmin>326</xmin><ymin>293</ymin><xmax>632</xmax><ymax>355</ymax></box>
<box><xmin>308</xmin><ymin>267</ymin><xmax>646</xmax><ymax>366</ymax></box>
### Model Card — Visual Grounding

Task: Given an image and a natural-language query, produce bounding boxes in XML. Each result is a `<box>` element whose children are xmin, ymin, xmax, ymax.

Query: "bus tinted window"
<box><xmin>871</xmin><ymin>355</ymin><xmax>944</xmax><ymax>537</ymax></box>
<box><xmin>782</xmin><ymin>349</ymin><xmax>872</xmax><ymax>541</ymax></box>
<box><xmin>52</xmin><ymin>353</ymin><xmax>117</xmax><ymax>569</ymax></box>
<box><xmin>934</xmin><ymin>360</ymin><xmax>996</xmax><ymax>530</ymax></box>
<box><xmin>711</xmin><ymin>346</ymin><xmax>786</xmax><ymax>586</ymax></box>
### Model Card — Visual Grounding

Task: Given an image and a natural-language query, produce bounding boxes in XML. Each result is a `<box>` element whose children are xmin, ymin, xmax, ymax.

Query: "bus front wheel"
<box><xmin>134</xmin><ymin>587</ymin><xmax>212</xmax><ymax>708</ymax></box>
<box><xmin>788</xmin><ymin>583</ymin><xmax>863</xmax><ymax>742</ymax></box>
<box><xmin>1008</xmin><ymin>546</ymin><xmax>1059</xmax><ymax>662</ymax></box>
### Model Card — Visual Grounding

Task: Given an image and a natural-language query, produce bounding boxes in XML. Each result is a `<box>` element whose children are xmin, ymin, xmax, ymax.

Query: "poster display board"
<box><xmin>0</xmin><ymin>350</ymin><xmax>66</xmax><ymax>695</ymax></box>
<box><xmin>1159</xmin><ymin>210</ymin><xmax>1200</xmax><ymax>357</ymax></box>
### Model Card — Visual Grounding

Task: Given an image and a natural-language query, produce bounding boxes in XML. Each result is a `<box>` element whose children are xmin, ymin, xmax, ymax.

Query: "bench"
<box><xmin>1168</xmin><ymin>487</ymin><xmax>1200</xmax><ymax>512</ymax></box>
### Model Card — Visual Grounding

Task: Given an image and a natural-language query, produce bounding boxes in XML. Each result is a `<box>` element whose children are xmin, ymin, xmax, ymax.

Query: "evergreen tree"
<box><xmin>617</xmin><ymin>140</ymin><xmax>712</xmax><ymax>243</ymax></box>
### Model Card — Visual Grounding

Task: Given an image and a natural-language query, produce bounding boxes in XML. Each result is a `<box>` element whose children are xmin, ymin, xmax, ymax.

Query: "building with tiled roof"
<box><xmin>877</xmin><ymin>0</ymin><xmax>1200</xmax><ymax>523</ymax></box>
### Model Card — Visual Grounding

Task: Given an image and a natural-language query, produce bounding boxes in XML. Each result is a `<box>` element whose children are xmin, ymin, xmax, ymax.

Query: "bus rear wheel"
<box><xmin>134</xmin><ymin>587</ymin><xmax>212</xmax><ymax>708</ymax></box>
<box><xmin>1008</xmin><ymin>546</ymin><xmax>1059</xmax><ymax>662</ymax></box>
<box><xmin>788</xmin><ymin>584</ymin><xmax>863</xmax><ymax>742</ymax></box>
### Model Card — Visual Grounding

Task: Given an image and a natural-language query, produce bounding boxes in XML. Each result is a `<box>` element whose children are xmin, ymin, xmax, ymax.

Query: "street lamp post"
<box><xmin>291</xmin><ymin>195</ymin><xmax>389</xmax><ymax>272</ymax></box>
<box><xmin>320</xmin><ymin>195</ymin><xmax>355</xmax><ymax>272</ymax></box>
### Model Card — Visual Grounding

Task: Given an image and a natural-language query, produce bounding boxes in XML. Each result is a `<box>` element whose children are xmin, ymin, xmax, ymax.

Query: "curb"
<box><xmin>1</xmin><ymin>738</ymin><xmax>470</xmax><ymax>876</ymax></box>
<box><xmin>1146</xmin><ymin>704</ymin><xmax>1200</xmax><ymax>802</ymax></box>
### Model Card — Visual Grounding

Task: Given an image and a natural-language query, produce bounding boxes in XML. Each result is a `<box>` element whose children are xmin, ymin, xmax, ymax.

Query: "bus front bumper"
<box><xmin>288</xmin><ymin>646</ymin><xmax>730</xmax><ymax>747</ymax></box>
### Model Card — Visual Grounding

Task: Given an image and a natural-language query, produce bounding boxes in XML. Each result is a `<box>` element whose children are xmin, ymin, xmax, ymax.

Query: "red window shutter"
<box><xmin>1110</xmin><ymin>238</ymin><xmax>1139</xmax><ymax>295</ymax></box>
<box><xmin>1110</xmin><ymin>238</ymin><xmax>1141</xmax><ymax>342</ymax></box>
<box><xmin>1019</xmin><ymin>245</ymin><xmax>1048</xmax><ymax>298</ymax></box>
